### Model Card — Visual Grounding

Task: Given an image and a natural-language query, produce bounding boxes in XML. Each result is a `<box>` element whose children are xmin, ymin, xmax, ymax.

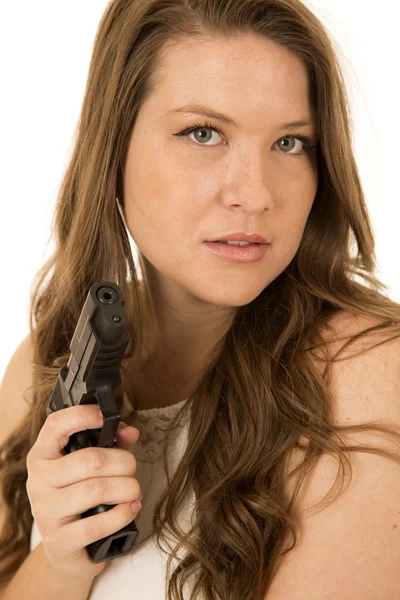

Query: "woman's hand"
<box><xmin>26</xmin><ymin>404</ymin><xmax>142</xmax><ymax>583</ymax></box>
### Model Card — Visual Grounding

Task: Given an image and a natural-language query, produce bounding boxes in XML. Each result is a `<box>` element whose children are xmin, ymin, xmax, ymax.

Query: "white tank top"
<box><xmin>29</xmin><ymin>396</ymin><xmax>198</xmax><ymax>599</ymax></box>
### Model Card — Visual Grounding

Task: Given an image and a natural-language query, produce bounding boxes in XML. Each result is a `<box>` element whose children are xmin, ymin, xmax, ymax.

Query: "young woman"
<box><xmin>1</xmin><ymin>1</ymin><xmax>399</xmax><ymax>599</ymax></box>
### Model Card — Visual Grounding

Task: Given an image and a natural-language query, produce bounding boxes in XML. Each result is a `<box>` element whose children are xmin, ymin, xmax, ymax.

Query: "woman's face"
<box><xmin>122</xmin><ymin>34</ymin><xmax>319</xmax><ymax>309</ymax></box>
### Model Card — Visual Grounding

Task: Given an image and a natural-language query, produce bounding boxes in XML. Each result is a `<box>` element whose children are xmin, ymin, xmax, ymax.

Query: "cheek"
<box><xmin>273</xmin><ymin>188</ymin><xmax>316</xmax><ymax>254</ymax></box>
<box><xmin>282</xmin><ymin>168</ymin><xmax>318</xmax><ymax>220</ymax></box>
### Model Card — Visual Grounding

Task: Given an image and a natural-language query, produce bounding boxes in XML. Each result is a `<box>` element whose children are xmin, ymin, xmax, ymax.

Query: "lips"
<box><xmin>208</xmin><ymin>232</ymin><xmax>268</xmax><ymax>244</ymax></box>
<box><xmin>214</xmin><ymin>241</ymin><xmax>262</xmax><ymax>245</ymax></box>
<box><xmin>204</xmin><ymin>240</ymin><xmax>269</xmax><ymax>263</ymax></box>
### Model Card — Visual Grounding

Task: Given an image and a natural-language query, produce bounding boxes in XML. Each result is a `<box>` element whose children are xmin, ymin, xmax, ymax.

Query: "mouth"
<box><xmin>207</xmin><ymin>241</ymin><xmax>267</xmax><ymax>246</ymax></box>
<box><xmin>206</xmin><ymin>232</ymin><xmax>269</xmax><ymax>244</ymax></box>
<box><xmin>203</xmin><ymin>240</ymin><xmax>269</xmax><ymax>263</ymax></box>
<box><xmin>211</xmin><ymin>241</ymin><xmax>264</xmax><ymax>244</ymax></box>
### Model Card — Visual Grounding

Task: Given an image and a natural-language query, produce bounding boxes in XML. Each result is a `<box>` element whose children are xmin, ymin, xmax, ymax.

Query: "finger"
<box><xmin>30</xmin><ymin>405</ymin><xmax>104</xmax><ymax>462</ymax></box>
<box><xmin>54</xmin><ymin>476</ymin><xmax>142</xmax><ymax>519</ymax></box>
<box><xmin>47</xmin><ymin>445</ymin><xmax>137</xmax><ymax>488</ymax></box>
<box><xmin>116</xmin><ymin>423</ymin><xmax>140</xmax><ymax>447</ymax></box>
<box><xmin>52</xmin><ymin>502</ymin><xmax>140</xmax><ymax>556</ymax></box>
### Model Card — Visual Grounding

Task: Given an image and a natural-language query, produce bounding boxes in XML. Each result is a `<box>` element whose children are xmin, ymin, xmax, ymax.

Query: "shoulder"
<box><xmin>312</xmin><ymin>309</ymin><xmax>400</xmax><ymax>363</ymax></box>
<box><xmin>286</xmin><ymin>310</ymin><xmax>400</xmax><ymax>479</ymax></box>
<box><xmin>283</xmin><ymin>309</ymin><xmax>400</xmax><ymax>526</ymax></box>
<box><xmin>314</xmin><ymin>310</ymin><xmax>400</xmax><ymax>437</ymax></box>
<box><xmin>266</xmin><ymin>313</ymin><xmax>400</xmax><ymax>598</ymax></box>
<box><xmin>0</xmin><ymin>333</ymin><xmax>34</xmax><ymax>399</ymax></box>
<box><xmin>0</xmin><ymin>334</ymin><xmax>34</xmax><ymax>446</ymax></box>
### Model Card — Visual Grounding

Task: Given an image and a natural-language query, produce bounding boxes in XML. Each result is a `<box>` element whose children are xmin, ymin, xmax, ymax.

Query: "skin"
<box><xmin>122</xmin><ymin>33</ymin><xmax>319</xmax><ymax>409</ymax></box>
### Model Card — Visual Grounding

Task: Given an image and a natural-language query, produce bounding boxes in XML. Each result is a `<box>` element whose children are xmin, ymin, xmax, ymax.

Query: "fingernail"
<box><xmin>131</xmin><ymin>500</ymin><xmax>142</xmax><ymax>514</ymax></box>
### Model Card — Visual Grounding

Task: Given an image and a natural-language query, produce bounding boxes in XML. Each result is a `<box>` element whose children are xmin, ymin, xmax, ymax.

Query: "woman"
<box><xmin>1</xmin><ymin>0</ymin><xmax>399</xmax><ymax>598</ymax></box>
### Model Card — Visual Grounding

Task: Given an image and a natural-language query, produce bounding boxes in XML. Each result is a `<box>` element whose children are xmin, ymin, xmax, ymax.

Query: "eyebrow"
<box><xmin>167</xmin><ymin>102</ymin><xmax>315</xmax><ymax>130</ymax></box>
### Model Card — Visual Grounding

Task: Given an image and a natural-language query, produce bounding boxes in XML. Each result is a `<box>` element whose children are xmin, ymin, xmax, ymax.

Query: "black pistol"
<box><xmin>46</xmin><ymin>281</ymin><xmax>139</xmax><ymax>563</ymax></box>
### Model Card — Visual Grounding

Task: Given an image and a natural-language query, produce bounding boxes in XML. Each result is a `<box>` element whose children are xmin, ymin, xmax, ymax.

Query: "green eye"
<box><xmin>173</xmin><ymin>120</ymin><xmax>316</xmax><ymax>157</ymax></box>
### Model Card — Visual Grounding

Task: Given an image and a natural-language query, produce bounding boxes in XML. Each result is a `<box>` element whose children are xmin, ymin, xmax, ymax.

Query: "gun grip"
<box><xmin>83</xmin><ymin>506</ymin><xmax>140</xmax><ymax>563</ymax></box>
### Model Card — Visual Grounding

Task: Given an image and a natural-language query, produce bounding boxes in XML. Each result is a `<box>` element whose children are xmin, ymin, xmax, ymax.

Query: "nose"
<box><xmin>221</xmin><ymin>157</ymin><xmax>274</xmax><ymax>215</ymax></box>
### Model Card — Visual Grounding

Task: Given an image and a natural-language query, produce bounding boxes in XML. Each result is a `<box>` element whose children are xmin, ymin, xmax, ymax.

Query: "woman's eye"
<box><xmin>173</xmin><ymin>122</ymin><xmax>314</xmax><ymax>157</ymax></box>
<box><xmin>173</xmin><ymin>122</ymin><xmax>223</xmax><ymax>146</ymax></box>
<box><xmin>275</xmin><ymin>136</ymin><xmax>313</xmax><ymax>155</ymax></box>
<box><xmin>187</xmin><ymin>125</ymin><xmax>222</xmax><ymax>146</ymax></box>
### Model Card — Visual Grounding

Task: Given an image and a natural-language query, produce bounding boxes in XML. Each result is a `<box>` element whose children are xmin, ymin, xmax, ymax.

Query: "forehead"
<box><xmin>149</xmin><ymin>34</ymin><xmax>314</xmax><ymax>121</ymax></box>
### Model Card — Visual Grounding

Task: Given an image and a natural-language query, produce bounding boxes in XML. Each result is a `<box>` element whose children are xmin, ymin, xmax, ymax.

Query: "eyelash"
<box><xmin>173</xmin><ymin>119</ymin><xmax>315</xmax><ymax>157</ymax></box>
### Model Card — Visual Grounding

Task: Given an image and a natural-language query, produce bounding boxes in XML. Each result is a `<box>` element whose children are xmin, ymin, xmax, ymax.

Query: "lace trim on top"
<box><xmin>123</xmin><ymin>396</ymin><xmax>190</xmax><ymax>463</ymax></box>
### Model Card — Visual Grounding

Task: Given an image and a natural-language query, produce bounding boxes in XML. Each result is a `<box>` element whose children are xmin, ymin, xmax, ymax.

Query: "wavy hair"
<box><xmin>1</xmin><ymin>1</ymin><xmax>400</xmax><ymax>598</ymax></box>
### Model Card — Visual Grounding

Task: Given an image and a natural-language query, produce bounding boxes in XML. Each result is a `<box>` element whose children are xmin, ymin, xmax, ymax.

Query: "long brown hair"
<box><xmin>1</xmin><ymin>1</ymin><xmax>400</xmax><ymax>598</ymax></box>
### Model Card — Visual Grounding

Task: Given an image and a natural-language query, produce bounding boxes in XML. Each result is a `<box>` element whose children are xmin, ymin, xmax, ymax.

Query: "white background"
<box><xmin>0</xmin><ymin>1</ymin><xmax>398</xmax><ymax>384</ymax></box>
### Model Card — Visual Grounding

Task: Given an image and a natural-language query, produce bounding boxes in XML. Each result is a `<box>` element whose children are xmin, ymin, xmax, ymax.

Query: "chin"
<box><xmin>194</xmin><ymin>285</ymin><xmax>268</xmax><ymax>308</ymax></box>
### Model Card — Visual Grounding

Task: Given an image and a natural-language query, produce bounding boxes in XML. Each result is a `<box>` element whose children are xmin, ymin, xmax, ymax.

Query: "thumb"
<box><xmin>115</xmin><ymin>422</ymin><xmax>141</xmax><ymax>447</ymax></box>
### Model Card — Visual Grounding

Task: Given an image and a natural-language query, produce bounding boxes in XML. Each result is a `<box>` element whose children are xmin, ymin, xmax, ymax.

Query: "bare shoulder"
<box><xmin>265</xmin><ymin>312</ymin><xmax>400</xmax><ymax>599</ymax></box>
<box><xmin>313</xmin><ymin>309</ymin><xmax>400</xmax><ymax>362</ymax></box>
<box><xmin>315</xmin><ymin>310</ymin><xmax>400</xmax><ymax>434</ymax></box>
<box><xmin>0</xmin><ymin>334</ymin><xmax>35</xmax><ymax>447</ymax></box>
